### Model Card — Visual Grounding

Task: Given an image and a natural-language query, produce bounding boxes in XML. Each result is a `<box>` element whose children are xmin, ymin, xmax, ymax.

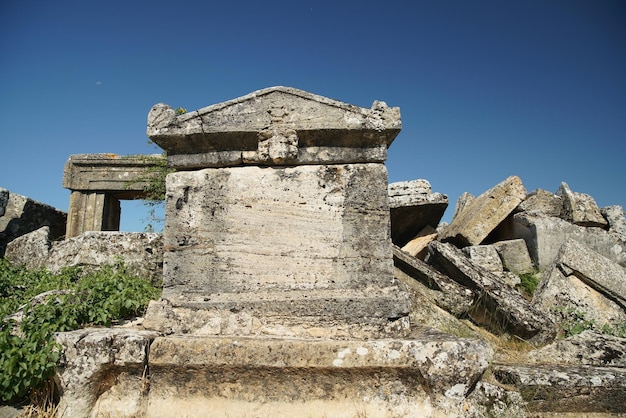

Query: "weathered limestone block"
<box><xmin>554</xmin><ymin>239</ymin><xmax>626</xmax><ymax>308</ymax></box>
<box><xmin>450</xmin><ymin>191</ymin><xmax>474</xmax><ymax>221</ymax></box>
<box><xmin>462</xmin><ymin>245</ymin><xmax>503</xmax><ymax>273</ymax></box>
<box><xmin>7</xmin><ymin>230</ymin><xmax>163</xmax><ymax>285</ymax></box>
<box><xmin>602</xmin><ymin>204</ymin><xmax>626</xmax><ymax>239</ymax></box>
<box><xmin>0</xmin><ymin>187</ymin><xmax>7</xmax><ymax>217</ymax></box>
<box><xmin>557</xmin><ymin>182</ymin><xmax>608</xmax><ymax>228</ymax></box>
<box><xmin>392</xmin><ymin>244</ymin><xmax>475</xmax><ymax>316</ymax></box>
<box><xmin>4</xmin><ymin>226</ymin><xmax>51</xmax><ymax>270</ymax></box>
<box><xmin>439</xmin><ymin>176</ymin><xmax>527</xmax><ymax>247</ymax></box>
<box><xmin>491</xmin><ymin>239</ymin><xmax>535</xmax><ymax>275</ymax></box>
<box><xmin>147</xmin><ymin>332</ymin><xmax>493</xmax><ymax>417</ymax></box>
<box><xmin>533</xmin><ymin>240</ymin><xmax>626</xmax><ymax>329</ymax></box>
<box><xmin>147</xmin><ymin>86</ymin><xmax>401</xmax><ymax>169</ymax></box>
<box><xmin>0</xmin><ymin>189</ymin><xmax>66</xmax><ymax>256</ymax></box>
<box><xmin>401</xmin><ymin>225</ymin><xmax>437</xmax><ymax>260</ymax></box>
<box><xmin>493</xmin><ymin>364</ymin><xmax>626</xmax><ymax>414</ymax></box>
<box><xmin>388</xmin><ymin>179</ymin><xmax>448</xmax><ymax>246</ymax></box>
<box><xmin>55</xmin><ymin>328</ymin><xmax>158</xmax><ymax>418</ymax></box>
<box><xmin>511</xmin><ymin>213</ymin><xmax>626</xmax><ymax>271</ymax></box>
<box><xmin>516</xmin><ymin>188</ymin><xmax>563</xmax><ymax>217</ymax></box>
<box><xmin>464</xmin><ymin>381</ymin><xmax>525</xmax><ymax>418</ymax></box>
<box><xmin>527</xmin><ymin>330</ymin><xmax>626</xmax><ymax>368</ymax></box>
<box><xmin>429</xmin><ymin>241</ymin><xmax>556</xmax><ymax>344</ymax></box>
<box><xmin>151</xmin><ymin>164</ymin><xmax>408</xmax><ymax>337</ymax></box>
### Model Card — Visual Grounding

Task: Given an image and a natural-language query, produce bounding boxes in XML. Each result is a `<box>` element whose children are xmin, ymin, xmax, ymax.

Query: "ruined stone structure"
<box><xmin>144</xmin><ymin>86</ymin><xmax>410</xmax><ymax>338</ymax></box>
<box><xmin>62</xmin><ymin>153</ymin><xmax>164</xmax><ymax>238</ymax></box>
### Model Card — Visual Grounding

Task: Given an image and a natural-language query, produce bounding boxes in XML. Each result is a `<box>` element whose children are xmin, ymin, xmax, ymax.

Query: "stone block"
<box><xmin>147</xmin><ymin>332</ymin><xmax>493</xmax><ymax>417</ymax></box>
<box><xmin>493</xmin><ymin>364</ymin><xmax>626</xmax><ymax>414</ymax></box>
<box><xmin>388</xmin><ymin>180</ymin><xmax>448</xmax><ymax>246</ymax></box>
<box><xmin>517</xmin><ymin>188</ymin><xmax>562</xmax><ymax>217</ymax></box>
<box><xmin>55</xmin><ymin>328</ymin><xmax>158</xmax><ymax>418</ymax></box>
<box><xmin>532</xmin><ymin>240</ymin><xmax>626</xmax><ymax>330</ymax></box>
<box><xmin>462</xmin><ymin>245</ymin><xmax>503</xmax><ymax>273</ymax></box>
<box><xmin>400</xmin><ymin>225</ymin><xmax>437</xmax><ymax>260</ymax></box>
<box><xmin>491</xmin><ymin>238</ymin><xmax>535</xmax><ymax>275</ymax></box>
<box><xmin>511</xmin><ymin>213</ymin><xmax>626</xmax><ymax>271</ymax></box>
<box><xmin>0</xmin><ymin>187</ymin><xmax>7</xmax><ymax>217</ymax></box>
<box><xmin>0</xmin><ymin>189</ymin><xmax>66</xmax><ymax>256</ymax></box>
<box><xmin>429</xmin><ymin>241</ymin><xmax>556</xmax><ymax>344</ymax></box>
<box><xmin>602</xmin><ymin>205</ymin><xmax>626</xmax><ymax>239</ymax></box>
<box><xmin>152</xmin><ymin>164</ymin><xmax>408</xmax><ymax>337</ymax></box>
<box><xmin>4</xmin><ymin>226</ymin><xmax>51</xmax><ymax>270</ymax></box>
<box><xmin>439</xmin><ymin>176</ymin><xmax>527</xmax><ymax>247</ymax></box>
<box><xmin>557</xmin><ymin>182</ymin><xmax>608</xmax><ymax>228</ymax></box>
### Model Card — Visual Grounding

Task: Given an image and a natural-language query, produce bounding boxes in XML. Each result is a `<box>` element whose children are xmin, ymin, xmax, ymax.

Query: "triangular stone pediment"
<box><xmin>147</xmin><ymin>86</ymin><xmax>401</xmax><ymax>168</ymax></box>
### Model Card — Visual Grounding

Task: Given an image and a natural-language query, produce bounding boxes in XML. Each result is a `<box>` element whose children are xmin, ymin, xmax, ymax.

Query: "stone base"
<box><xmin>146</xmin><ymin>331</ymin><xmax>493</xmax><ymax>417</ymax></box>
<box><xmin>143</xmin><ymin>297</ymin><xmax>411</xmax><ymax>340</ymax></box>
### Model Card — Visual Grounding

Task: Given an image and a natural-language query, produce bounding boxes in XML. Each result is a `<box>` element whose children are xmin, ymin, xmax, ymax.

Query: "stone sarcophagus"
<box><xmin>144</xmin><ymin>86</ymin><xmax>410</xmax><ymax>338</ymax></box>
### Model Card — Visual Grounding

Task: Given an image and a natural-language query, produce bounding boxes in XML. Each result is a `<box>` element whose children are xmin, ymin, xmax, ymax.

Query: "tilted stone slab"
<box><xmin>493</xmin><ymin>364</ymin><xmax>626</xmax><ymax>414</ymax></box>
<box><xmin>148</xmin><ymin>332</ymin><xmax>493</xmax><ymax>417</ymax></box>
<box><xmin>388</xmin><ymin>179</ymin><xmax>448</xmax><ymax>246</ymax></box>
<box><xmin>491</xmin><ymin>239</ymin><xmax>535</xmax><ymax>275</ymax></box>
<box><xmin>556</xmin><ymin>239</ymin><xmax>626</xmax><ymax>308</ymax></box>
<box><xmin>428</xmin><ymin>241</ymin><xmax>556</xmax><ymax>344</ymax></box>
<box><xmin>147</xmin><ymin>86</ymin><xmax>401</xmax><ymax>169</ymax></box>
<box><xmin>532</xmin><ymin>240</ymin><xmax>626</xmax><ymax>329</ymax></box>
<box><xmin>392</xmin><ymin>244</ymin><xmax>474</xmax><ymax>316</ymax></box>
<box><xmin>516</xmin><ymin>188</ymin><xmax>562</xmax><ymax>217</ymax></box>
<box><xmin>602</xmin><ymin>204</ymin><xmax>626</xmax><ymax>239</ymax></box>
<box><xmin>557</xmin><ymin>182</ymin><xmax>608</xmax><ymax>228</ymax></box>
<box><xmin>439</xmin><ymin>176</ymin><xmax>527</xmax><ymax>247</ymax></box>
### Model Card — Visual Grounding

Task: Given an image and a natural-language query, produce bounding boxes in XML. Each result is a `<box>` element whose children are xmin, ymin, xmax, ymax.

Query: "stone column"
<box><xmin>144</xmin><ymin>86</ymin><xmax>410</xmax><ymax>339</ymax></box>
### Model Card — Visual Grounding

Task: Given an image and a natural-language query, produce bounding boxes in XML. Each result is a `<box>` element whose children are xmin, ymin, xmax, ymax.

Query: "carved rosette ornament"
<box><xmin>257</xmin><ymin>105</ymin><xmax>299</xmax><ymax>164</ymax></box>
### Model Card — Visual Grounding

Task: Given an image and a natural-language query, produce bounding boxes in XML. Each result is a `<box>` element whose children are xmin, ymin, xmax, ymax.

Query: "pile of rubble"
<box><xmin>390</xmin><ymin>175</ymin><xmax>626</xmax><ymax>415</ymax></box>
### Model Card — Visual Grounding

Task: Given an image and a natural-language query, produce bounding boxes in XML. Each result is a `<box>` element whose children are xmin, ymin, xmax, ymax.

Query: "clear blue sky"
<box><xmin>1</xmin><ymin>0</ymin><xmax>624</xmax><ymax>232</ymax></box>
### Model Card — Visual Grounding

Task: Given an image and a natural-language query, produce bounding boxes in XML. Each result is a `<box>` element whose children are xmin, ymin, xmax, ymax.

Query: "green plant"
<box><xmin>0</xmin><ymin>258</ymin><xmax>161</xmax><ymax>404</ymax></box>
<box><xmin>552</xmin><ymin>306</ymin><xmax>626</xmax><ymax>338</ymax></box>
<box><xmin>516</xmin><ymin>272</ymin><xmax>540</xmax><ymax>300</ymax></box>
<box><xmin>175</xmin><ymin>107</ymin><xmax>187</xmax><ymax>115</ymax></box>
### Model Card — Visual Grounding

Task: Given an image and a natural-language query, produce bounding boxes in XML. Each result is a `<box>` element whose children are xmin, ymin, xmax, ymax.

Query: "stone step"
<box><xmin>493</xmin><ymin>363</ymin><xmax>626</xmax><ymax>414</ymax></box>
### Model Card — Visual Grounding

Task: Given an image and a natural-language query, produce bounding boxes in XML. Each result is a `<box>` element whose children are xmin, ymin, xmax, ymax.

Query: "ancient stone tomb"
<box><xmin>143</xmin><ymin>86</ymin><xmax>410</xmax><ymax>338</ymax></box>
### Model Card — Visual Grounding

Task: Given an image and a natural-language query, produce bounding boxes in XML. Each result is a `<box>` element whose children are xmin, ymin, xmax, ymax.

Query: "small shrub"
<box><xmin>0</xmin><ymin>258</ymin><xmax>161</xmax><ymax>404</ymax></box>
<box><xmin>516</xmin><ymin>272</ymin><xmax>540</xmax><ymax>300</ymax></box>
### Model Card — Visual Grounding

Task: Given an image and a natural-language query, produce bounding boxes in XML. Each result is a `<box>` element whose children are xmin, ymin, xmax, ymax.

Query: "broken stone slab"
<box><xmin>6</xmin><ymin>229</ymin><xmax>163</xmax><ymax>286</ymax></box>
<box><xmin>392</xmin><ymin>244</ymin><xmax>474</xmax><ymax>316</ymax></box>
<box><xmin>557</xmin><ymin>182</ymin><xmax>608</xmax><ymax>228</ymax></box>
<box><xmin>388</xmin><ymin>179</ymin><xmax>448</xmax><ymax>246</ymax></box>
<box><xmin>0</xmin><ymin>188</ymin><xmax>66</xmax><ymax>256</ymax></box>
<box><xmin>532</xmin><ymin>240</ymin><xmax>626</xmax><ymax>330</ymax></box>
<box><xmin>55</xmin><ymin>328</ymin><xmax>158</xmax><ymax>418</ymax></box>
<box><xmin>147</xmin><ymin>332</ymin><xmax>493</xmax><ymax>417</ymax></box>
<box><xmin>555</xmin><ymin>239</ymin><xmax>626</xmax><ymax>309</ymax></box>
<box><xmin>428</xmin><ymin>241</ymin><xmax>556</xmax><ymax>344</ymax></box>
<box><xmin>147</xmin><ymin>86</ymin><xmax>401</xmax><ymax>169</ymax></box>
<box><xmin>516</xmin><ymin>188</ymin><xmax>563</xmax><ymax>217</ymax></box>
<box><xmin>511</xmin><ymin>212</ymin><xmax>626</xmax><ymax>271</ymax></box>
<box><xmin>4</xmin><ymin>226</ymin><xmax>51</xmax><ymax>270</ymax></box>
<box><xmin>439</xmin><ymin>176</ymin><xmax>527</xmax><ymax>247</ymax></box>
<box><xmin>527</xmin><ymin>330</ymin><xmax>626</xmax><ymax>368</ymax></box>
<box><xmin>400</xmin><ymin>225</ymin><xmax>437</xmax><ymax>260</ymax></box>
<box><xmin>491</xmin><ymin>239</ymin><xmax>535</xmax><ymax>275</ymax></box>
<box><xmin>492</xmin><ymin>363</ymin><xmax>626</xmax><ymax>414</ymax></box>
<box><xmin>602</xmin><ymin>205</ymin><xmax>626</xmax><ymax>239</ymax></box>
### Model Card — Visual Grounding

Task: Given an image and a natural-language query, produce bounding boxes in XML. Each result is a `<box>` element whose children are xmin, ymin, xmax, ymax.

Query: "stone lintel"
<box><xmin>147</xmin><ymin>86</ymin><xmax>401</xmax><ymax>169</ymax></box>
<box><xmin>62</xmin><ymin>153</ymin><xmax>164</xmax><ymax>195</ymax></box>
